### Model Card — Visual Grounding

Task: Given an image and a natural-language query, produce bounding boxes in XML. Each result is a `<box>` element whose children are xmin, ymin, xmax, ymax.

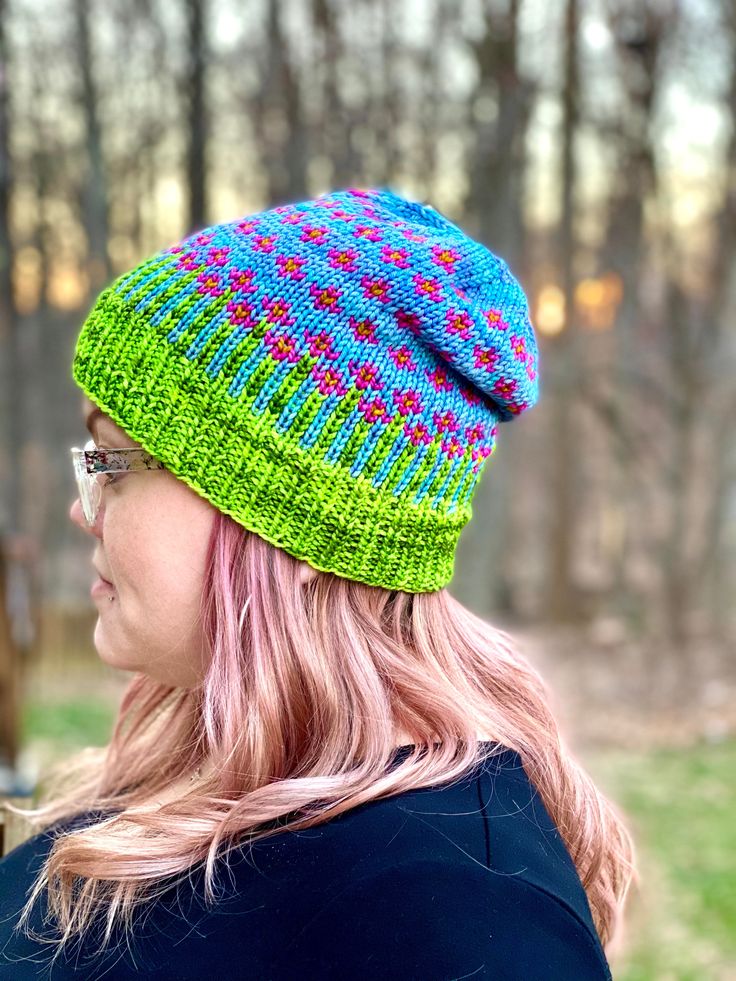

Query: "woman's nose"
<box><xmin>69</xmin><ymin>496</ymin><xmax>103</xmax><ymax>536</ymax></box>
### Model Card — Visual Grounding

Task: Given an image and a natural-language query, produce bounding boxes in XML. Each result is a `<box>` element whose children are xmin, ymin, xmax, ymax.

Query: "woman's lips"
<box><xmin>91</xmin><ymin>575</ymin><xmax>115</xmax><ymax>596</ymax></box>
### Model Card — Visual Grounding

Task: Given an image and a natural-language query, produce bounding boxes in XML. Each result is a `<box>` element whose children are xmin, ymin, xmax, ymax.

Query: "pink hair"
<box><xmin>10</xmin><ymin>510</ymin><xmax>635</xmax><ymax>966</ymax></box>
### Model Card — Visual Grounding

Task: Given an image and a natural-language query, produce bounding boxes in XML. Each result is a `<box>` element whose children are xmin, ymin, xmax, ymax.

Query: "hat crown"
<box><xmin>73</xmin><ymin>187</ymin><xmax>539</xmax><ymax>591</ymax></box>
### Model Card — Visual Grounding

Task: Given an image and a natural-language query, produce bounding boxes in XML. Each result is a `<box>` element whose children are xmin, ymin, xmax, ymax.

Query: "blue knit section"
<box><xmin>107</xmin><ymin>186</ymin><xmax>539</xmax><ymax>515</ymax></box>
<box><xmin>392</xmin><ymin>443</ymin><xmax>431</xmax><ymax>497</ymax></box>
<box><xmin>276</xmin><ymin>376</ymin><xmax>317</xmax><ymax>435</ymax></box>
<box><xmin>431</xmin><ymin>456</ymin><xmax>464</xmax><ymax>510</ymax></box>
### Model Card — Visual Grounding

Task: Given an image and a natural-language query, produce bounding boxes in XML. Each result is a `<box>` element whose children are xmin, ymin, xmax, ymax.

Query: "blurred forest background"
<box><xmin>0</xmin><ymin>0</ymin><xmax>735</xmax><ymax>977</ymax></box>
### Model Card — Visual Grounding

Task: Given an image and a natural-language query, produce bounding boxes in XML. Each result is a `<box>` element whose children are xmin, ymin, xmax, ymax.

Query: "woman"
<box><xmin>0</xmin><ymin>187</ymin><xmax>634</xmax><ymax>979</ymax></box>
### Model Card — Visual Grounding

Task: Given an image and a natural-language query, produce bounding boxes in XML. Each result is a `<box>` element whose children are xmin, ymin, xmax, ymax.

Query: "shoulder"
<box><xmin>265</xmin><ymin>747</ymin><xmax>595</xmax><ymax>923</ymax></box>
<box><xmin>241</xmin><ymin>747</ymin><xmax>612</xmax><ymax>978</ymax></box>
<box><xmin>0</xmin><ymin>811</ymin><xmax>111</xmax><ymax>943</ymax></box>
<box><xmin>271</xmin><ymin>855</ymin><xmax>612</xmax><ymax>979</ymax></box>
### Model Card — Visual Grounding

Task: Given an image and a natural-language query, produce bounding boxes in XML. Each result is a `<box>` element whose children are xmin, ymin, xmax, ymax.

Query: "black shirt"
<box><xmin>0</xmin><ymin>745</ymin><xmax>612</xmax><ymax>980</ymax></box>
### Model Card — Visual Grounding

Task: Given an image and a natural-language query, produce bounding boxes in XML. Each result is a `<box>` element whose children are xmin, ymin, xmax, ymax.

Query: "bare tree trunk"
<box><xmin>185</xmin><ymin>0</ymin><xmax>208</xmax><ymax>230</ymax></box>
<box><xmin>465</xmin><ymin>0</ymin><xmax>528</xmax><ymax>269</ymax></box>
<box><xmin>597</xmin><ymin>4</ymin><xmax>663</xmax><ymax>623</ymax></box>
<box><xmin>0</xmin><ymin>546</ymin><xmax>20</xmax><ymax>771</ymax></box>
<box><xmin>312</xmin><ymin>0</ymin><xmax>357</xmax><ymax>188</ymax></box>
<box><xmin>0</xmin><ymin>0</ymin><xmax>20</xmax><ymax>532</ymax></box>
<box><xmin>698</xmin><ymin>2</ymin><xmax>736</xmax><ymax>637</ymax></box>
<box><xmin>0</xmin><ymin>0</ymin><xmax>22</xmax><ymax>774</ymax></box>
<box><xmin>545</xmin><ymin>0</ymin><xmax>581</xmax><ymax>622</ymax></box>
<box><xmin>460</xmin><ymin>0</ymin><xmax>532</xmax><ymax>617</ymax></box>
<box><xmin>74</xmin><ymin>0</ymin><xmax>112</xmax><ymax>292</ymax></box>
<box><xmin>253</xmin><ymin>0</ymin><xmax>309</xmax><ymax>205</ymax></box>
<box><xmin>377</xmin><ymin>0</ymin><xmax>400</xmax><ymax>184</ymax></box>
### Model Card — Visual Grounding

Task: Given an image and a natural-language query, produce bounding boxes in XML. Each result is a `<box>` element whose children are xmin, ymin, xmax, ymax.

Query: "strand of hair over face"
<box><xmin>9</xmin><ymin>510</ymin><xmax>635</xmax><ymax>968</ymax></box>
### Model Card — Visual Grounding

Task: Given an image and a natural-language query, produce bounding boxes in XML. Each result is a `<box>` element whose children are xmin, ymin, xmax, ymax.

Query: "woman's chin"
<box><xmin>93</xmin><ymin>619</ymin><xmax>134</xmax><ymax>671</ymax></box>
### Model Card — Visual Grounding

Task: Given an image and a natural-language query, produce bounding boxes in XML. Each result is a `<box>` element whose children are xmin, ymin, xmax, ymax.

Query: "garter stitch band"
<box><xmin>72</xmin><ymin>187</ymin><xmax>539</xmax><ymax>592</ymax></box>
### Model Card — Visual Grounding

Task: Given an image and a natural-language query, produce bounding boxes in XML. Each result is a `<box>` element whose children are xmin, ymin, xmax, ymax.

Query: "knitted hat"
<box><xmin>72</xmin><ymin>187</ymin><xmax>539</xmax><ymax>592</ymax></box>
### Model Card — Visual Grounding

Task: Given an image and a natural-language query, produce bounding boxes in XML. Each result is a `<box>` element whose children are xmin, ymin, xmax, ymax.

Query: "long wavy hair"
<box><xmin>9</xmin><ymin>509</ymin><xmax>635</xmax><ymax>967</ymax></box>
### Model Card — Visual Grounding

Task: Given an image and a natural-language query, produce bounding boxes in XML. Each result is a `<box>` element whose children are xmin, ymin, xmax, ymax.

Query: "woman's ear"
<box><xmin>299</xmin><ymin>562</ymin><xmax>319</xmax><ymax>585</ymax></box>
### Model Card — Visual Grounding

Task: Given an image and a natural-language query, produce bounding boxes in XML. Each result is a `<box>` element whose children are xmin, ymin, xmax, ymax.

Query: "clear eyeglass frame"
<box><xmin>71</xmin><ymin>438</ymin><xmax>166</xmax><ymax>527</ymax></box>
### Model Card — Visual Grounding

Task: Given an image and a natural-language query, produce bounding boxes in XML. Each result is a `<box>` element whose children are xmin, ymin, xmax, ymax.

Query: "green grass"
<box><xmin>16</xmin><ymin>696</ymin><xmax>736</xmax><ymax>979</ymax></box>
<box><xmin>21</xmin><ymin>698</ymin><xmax>116</xmax><ymax>751</ymax></box>
<box><xmin>588</xmin><ymin>741</ymin><xmax>736</xmax><ymax>980</ymax></box>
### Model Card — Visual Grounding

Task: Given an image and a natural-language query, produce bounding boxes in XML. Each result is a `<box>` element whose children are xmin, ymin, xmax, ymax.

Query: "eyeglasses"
<box><xmin>71</xmin><ymin>438</ymin><xmax>167</xmax><ymax>527</ymax></box>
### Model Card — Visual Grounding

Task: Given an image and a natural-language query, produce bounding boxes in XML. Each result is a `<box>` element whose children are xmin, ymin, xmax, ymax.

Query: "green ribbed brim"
<box><xmin>72</xmin><ymin>288</ymin><xmax>474</xmax><ymax>592</ymax></box>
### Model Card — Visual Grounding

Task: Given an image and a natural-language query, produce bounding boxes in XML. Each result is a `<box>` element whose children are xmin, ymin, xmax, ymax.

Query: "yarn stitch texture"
<box><xmin>72</xmin><ymin>186</ymin><xmax>539</xmax><ymax>591</ymax></box>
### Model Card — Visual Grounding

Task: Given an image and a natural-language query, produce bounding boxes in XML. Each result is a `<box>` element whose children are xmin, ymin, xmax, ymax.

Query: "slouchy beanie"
<box><xmin>72</xmin><ymin>187</ymin><xmax>539</xmax><ymax>592</ymax></box>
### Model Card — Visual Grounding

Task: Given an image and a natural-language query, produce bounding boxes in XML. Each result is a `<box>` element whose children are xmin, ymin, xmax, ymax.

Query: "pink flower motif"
<box><xmin>474</xmin><ymin>345</ymin><xmax>500</xmax><ymax>372</ymax></box>
<box><xmin>168</xmin><ymin>244</ymin><xmax>185</xmax><ymax>255</ymax></box>
<box><xmin>388</xmin><ymin>345</ymin><xmax>417</xmax><ymax>371</ymax></box>
<box><xmin>328</xmin><ymin>209</ymin><xmax>358</xmax><ymax>222</ymax></box>
<box><xmin>264</xmin><ymin>330</ymin><xmax>301</xmax><ymax>363</ymax></box>
<box><xmin>493</xmin><ymin>377</ymin><xmax>518</xmax><ymax>401</ymax></box>
<box><xmin>510</xmin><ymin>334</ymin><xmax>528</xmax><ymax>362</ymax></box>
<box><xmin>229</xmin><ymin>267</ymin><xmax>257</xmax><ymax>292</ymax></box>
<box><xmin>276</xmin><ymin>255</ymin><xmax>307</xmax><ymax>280</ymax></box>
<box><xmin>195</xmin><ymin>231</ymin><xmax>215</xmax><ymax>245</ymax></box>
<box><xmin>311</xmin><ymin>364</ymin><xmax>348</xmax><ymax>396</ymax></box>
<box><xmin>236</xmin><ymin>219</ymin><xmax>260</xmax><ymax>235</ymax></box>
<box><xmin>261</xmin><ymin>295</ymin><xmax>295</xmax><ymax>326</ymax></box>
<box><xmin>465</xmin><ymin>423</ymin><xmax>485</xmax><ymax>444</ymax></box>
<box><xmin>401</xmin><ymin>229</ymin><xmax>427</xmax><ymax>243</ymax></box>
<box><xmin>412</xmin><ymin>273</ymin><xmax>443</xmax><ymax>302</ymax></box>
<box><xmin>328</xmin><ymin>247</ymin><xmax>359</xmax><ymax>272</ymax></box>
<box><xmin>253</xmin><ymin>234</ymin><xmax>277</xmax><ymax>253</ymax></box>
<box><xmin>484</xmin><ymin>308</ymin><xmax>508</xmax><ymax>330</ymax></box>
<box><xmin>197</xmin><ymin>270</ymin><xmax>224</xmax><ymax>297</ymax></box>
<box><xmin>445</xmin><ymin>309</ymin><xmax>474</xmax><ymax>340</ymax></box>
<box><xmin>358</xmin><ymin>395</ymin><xmax>392</xmax><ymax>425</ymax></box>
<box><xmin>303</xmin><ymin>327</ymin><xmax>338</xmax><ymax>360</ymax></box>
<box><xmin>395</xmin><ymin>310</ymin><xmax>422</xmax><ymax>336</ymax></box>
<box><xmin>348</xmin><ymin>188</ymin><xmax>375</xmax><ymax>199</ymax></box>
<box><xmin>431</xmin><ymin>245</ymin><xmax>461</xmax><ymax>273</ymax></box>
<box><xmin>404</xmin><ymin>420</ymin><xmax>433</xmax><ymax>446</ymax></box>
<box><xmin>380</xmin><ymin>245</ymin><xmax>411</xmax><ymax>269</ymax></box>
<box><xmin>309</xmin><ymin>283</ymin><xmax>343</xmax><ymax>313</ymax></box>
<box><xmin>300</xmin><ymin>225</ymin><xmax>329</xmax><ymax>244</ymax></box>
<box><xmin>207</xmin><ymin>246</ymin><xmax>230</xmax><ymax>266</ymax></box>
<box><xmin>348</xmin><ymin>360</ymin><xmax>382</xmax><ymax>391</ymax></box>
<box><xmin>349</xmin><ymin>316</ymin><xmax>379</xmax><ymax>345</ymax></box>
<box><xmin>280</xmin><ymin>210</ymin><xmax>306</xmax><ymax>225</ymax></box>
<box><xmin>393</xmin><ymin>388</ymin><xmax>423</xmax><ymax>416</ymax></box>
<box><xmin>507</xmin><ymin>401</ymin><xmax>528</xmax><ymax>416</ymax></box>
<box><xmin>442</xmin><ymin>434</ymin><xmax>465</xmax><ymax>458</ymax></box>
<box><xmin>471</xmin><ymin>445</ymin><xmax>493</xmax><ymax>470</ymax></box>
<box><xmin>227</xmin><ymin>299</ymin><xmax>255</xmax><ymax>326</ymax></box>
<box><xmin>460</xmin><ymin>386</ymin><xmax>483</xmax><ymax>406</ymax></box>
<box><xmin>361</xmin><ymin>275</ymin><xmax>391</xmax><ymax>303</ymax></box>
<box><xmin>177</xmin><ymin>251</ymin><xmax>200</xmax><ymax>271</ymax></box>
<box><xmin>433</xmin><ymin>409</ymin><xmax>459</xmax><ymax>433</ymax></box>
<box><xmin>526</xmin><ymin>362</ymin><xmax>537</xmax><ymax>382</ymax></box>
<box><xmin>353</xmin><ymin>224</ymin><xmax>383</xmax><ymax>242</ymax></box>
<box><xmin>426</xmin><ymin>368</ymin><xmax>454</xmax><ymax>392</ymax></box>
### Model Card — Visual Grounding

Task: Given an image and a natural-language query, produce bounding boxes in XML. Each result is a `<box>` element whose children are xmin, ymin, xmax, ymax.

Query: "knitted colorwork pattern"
<box><xmin>72</xmin><ymin>187</ymin><xmax>539</xmax><ymax>591</ymax></box>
